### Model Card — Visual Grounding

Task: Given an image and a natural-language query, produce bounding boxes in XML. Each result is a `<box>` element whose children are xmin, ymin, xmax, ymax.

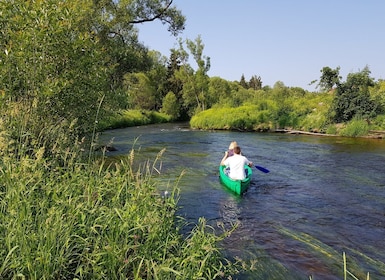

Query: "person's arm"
<box><xmin>245</xmin><ymin>156</ymin><xmax>253</xmax><ymax>167</ymax></box>
<box><xmin>220</xmin><ymin>151</ymin><xmax>229</xmax><ymax>165</ymax></box>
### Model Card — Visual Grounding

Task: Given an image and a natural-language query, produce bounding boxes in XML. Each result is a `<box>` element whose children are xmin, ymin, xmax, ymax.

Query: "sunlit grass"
<box><xmin>0</xmin><ymin>112</ymin><xmax>247</xmax><ymax>279</ymax></box>
<box><xmin>190</xmin><ymin>105</ymin><xmax>273</xmax><ymax>131</ymax></box>
<box><xmin>100</xmin><ymin>109</ymin><xmax>171</xmax><ymax>130</ymax></box>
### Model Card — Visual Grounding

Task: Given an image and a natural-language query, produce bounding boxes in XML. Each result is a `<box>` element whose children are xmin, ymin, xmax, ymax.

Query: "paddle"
<box><xmin>255</xmin><ymin>165</ymin><xmax>270</xmax><ymax>173</ymax></box>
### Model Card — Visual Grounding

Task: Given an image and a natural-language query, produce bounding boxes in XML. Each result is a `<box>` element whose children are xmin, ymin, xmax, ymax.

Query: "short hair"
<box><xmin>233</xmin><ymin>146</ymin><xmax>241</xmax><ymax>154</ymax></box>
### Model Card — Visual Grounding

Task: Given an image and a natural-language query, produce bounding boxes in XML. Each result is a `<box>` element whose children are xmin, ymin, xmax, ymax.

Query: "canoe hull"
<box><xmin>219</xmin><ymin>165</ymin><xmax>252</xmax><ymax>195</ymax></box>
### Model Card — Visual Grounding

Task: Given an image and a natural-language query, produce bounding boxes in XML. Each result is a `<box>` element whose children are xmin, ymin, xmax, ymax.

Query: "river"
<box><xmin>98</xmin><ymin>123</ymin><xmax>385</xmax><ymax>280</ymax></box>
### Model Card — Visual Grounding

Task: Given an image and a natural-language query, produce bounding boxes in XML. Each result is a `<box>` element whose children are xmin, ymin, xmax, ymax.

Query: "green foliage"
<box><xmin>175</xmin><ymin>36</ymin><xmax>211</xmax><ymax>115</ymax></box>
<box><xmin>161</xmin><ymin>92</ymin><xmax>180</xmax><ymax>121</ymax></box>
<box><xmin>295</xmin><ymin>93</ymin><xmax>332</xmax><ymax>132</ymax></box>
<box><xmin>100</xmin><ymin>109</ymin><xmax>171</xmax><ymax>130</ymax></box>
<box><xmin>339</xmin><ymin>118</ymin><xmax>370</xmax><ymax>137</ymax></box>
<box><xmin>331</xmin><ymin>67</ymin><xmax>376</xmax><ymax>123</ymax></box>
<box><xmin>318</xmin><ymin>66</ymin><xmax>341</xmax><ymax>92</ymax></box>
<box><xmin>123</xmin><ymin>72</ymin><xmax>156</xmax><ymax>110</ymax></box>
<box><xmin>371</xmin><ymin>114</ymin><xmax>385</xmax><ymax>129</ymax></box>
<box><xmin>299</xmin><ymin>111</ymin><xmax>328</xmax><ymax>132</ymax></box>
<box><xmin>191</xmin><ymin>87</ymin><xmax>338</xmax><ymax>132</ymax></box>
<box><xmin>189</xmin><ymin>65</ymin><xmax>384</xmax><ymax>134</ymax></box>
<box><xmin>239</xmin><ymin>74</ymin><xmax>248</xmax><ymax>89</ymax></box>
<box><xmin>325</xmin><ymin>125</ymin><xmax>338</xmax><ymax>135</ymax></box>
<box><xmin>207</xmin><ymin>77</ymin><xmax>232</xmax><ymax>106</ymax></box>
<box><xmin>0</xmin><ymin>123</ymin><xmax>245</xmax><ymax>279</ymax></box>
<box><xmin>299</xmin><ymin>112</ymin><xmax>327</xmax><ymax>132</ymax></box>
<box><xmin>1</xmin><ymin>0</ymin><xmax>186</xmax><ymax>136</ymax></box>
<box><xmin>0</xmin><ymin>100</ymin><xmax>84</xmax><ymax>167</ymax></box>
<box><xmin>369</xmin><ymin>80</ymin><xmax>385</xmax><ymax>114</ymax></box>
<box><xmin>0</xmin><ymin>0</ymin><xmax>112</xmax><ymax>134</ymax></box>
<box><xmin>190</xmin><ymin>106</ymin><xmax>273</xmax><ymax>131</ymax></box>
<box><xmin>89</xmin><ymin>0</ymin><xmax>185</xmax><ymax>88</ymax></box>
<box><xmin>249</xmin><ymin>75</ymin><xmax>263</xmax><ymax>90</ymax></box>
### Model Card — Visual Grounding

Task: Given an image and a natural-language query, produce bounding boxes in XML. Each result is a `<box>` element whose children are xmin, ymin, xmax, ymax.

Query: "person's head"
<box><xmin>233</xmin><ymin>146</ymin><xmax>241</xmax><ymax>155</ymax></box>
<box><xmin>229</xmin><ymin>141</ymin><xmax>238</xmax><ymax>150</ymax></box>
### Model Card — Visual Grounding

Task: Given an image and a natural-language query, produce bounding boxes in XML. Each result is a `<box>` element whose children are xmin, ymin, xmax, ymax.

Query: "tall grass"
<box><xmin>0</xmin><ymin>107</ymin><xmax>244</xmax><ymax>279</ymax></box>
<box><xmin>339</xmin><ymin>118</ymin><xmax>370</xmax><ymax>137</ymax></box>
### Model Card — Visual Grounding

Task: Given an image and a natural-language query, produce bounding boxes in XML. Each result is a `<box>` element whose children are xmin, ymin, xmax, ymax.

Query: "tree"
<box><xmin>0</xmin><ymin>0</ymin><xmax>186</xmax><ymax>135</ymax></box>
<box><xmin>163</xmin><ymin>49</ymin><xmax>187</xmax><ymax>119</ymax></box>
<box><xmin>318</xmin><ymin>66</ymin><xmax>341</xmax><ymax>92</ymax></box>
<box><xmin>176</xmin><ymin>36</ymin><xmax>211</xmax><ymax>116</ymax></box>
<box><xmin>370</xmin><ymin>80</ymin><xmax>385</xmax><ymax>114</ymax></box>
<box><xmin>0</xmin><ymin>1</ymin><xmax>111</xmax><ymax>133</ymax></box>
<box><xmin>161</xmin><ymin>91</ymin><xmax>180</xmax><ymax>120</ymax></box>
<box><xmin>88</xmin><ymin>0</ymin><xmax>186</xmax><ymax>95</ymax></box>
<box><xmin>239</xmin><ymin>74</ymin><xmax>248</xmax><ymax>89</ymax></box>
<box><xmin>331</xmin><ymin>67</ymin><xmax>376</xmax><ymax>122</ymax></box>
<box><xmin>123</xmin><ymin>72</ymin><xmax>156</xmax><ymax>110</ymax></box>
<box><xmin>207</xmin><ymin>77</ymin><xmax>232</xmax><ymax>106</ymax></box>
<box><xmin>249</xmin><ymin>75</ymin><xmax>262</xmax><ymax>90</ymax></box>
<box><xmin>145</xmin><ymin>51</ymin><xmax>169</xmax><ymax>110</ymax></box>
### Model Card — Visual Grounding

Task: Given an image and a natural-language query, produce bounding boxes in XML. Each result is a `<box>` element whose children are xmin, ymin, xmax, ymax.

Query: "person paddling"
<box><xmin>220</xmin><ymin>146</ymin><xmax>252</xmax><ymax>180</ymax></box>
<box><xmin>227</xmin><ymin>141</ymin><xmax>238</xmax><ymax>157</ymax></box>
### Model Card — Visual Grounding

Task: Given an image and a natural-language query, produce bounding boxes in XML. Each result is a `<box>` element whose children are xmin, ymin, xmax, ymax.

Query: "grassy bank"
<box><xmin>0</xmin><ymin>115</ymin><xmax>245</xmax><ymax>279</ymax></box>
<box><xmin>99</xmin><ymin>109</ymin><xmax>172</xmax><ymax>131</ymax></box>
<box><xmin>190</xmin><ymin>106</ymin><xmax>385</xmax><ymax>138</ymax></box>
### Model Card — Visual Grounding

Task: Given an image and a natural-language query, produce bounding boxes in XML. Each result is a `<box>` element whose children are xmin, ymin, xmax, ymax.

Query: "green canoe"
<box><xmin>219</xmin><ymin>165</ymin><xmax>253</xmax><ymax>195</ymax></box>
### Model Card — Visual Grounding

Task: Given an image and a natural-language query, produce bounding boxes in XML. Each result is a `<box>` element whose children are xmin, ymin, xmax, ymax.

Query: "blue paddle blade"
<box><xmin>255</xmin><ymin>165</ymin><xmax>270</xmax><ymax>173</ymax></box>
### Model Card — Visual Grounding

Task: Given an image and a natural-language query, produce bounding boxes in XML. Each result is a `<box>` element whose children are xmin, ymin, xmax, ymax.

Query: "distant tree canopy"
<box><xmin>239</xmin><ymin>75</ymin><xmax>262</xmax><ymax>90</ymax></box>
<box><xmin>318</xmin><ymin>66</ymin><xmax>341</xmax><ymax>92</ymax></box>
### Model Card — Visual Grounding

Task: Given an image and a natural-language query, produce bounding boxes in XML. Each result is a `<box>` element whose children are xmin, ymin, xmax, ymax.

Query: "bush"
<box><xmin>299</xmin><ymin>112</ymin><xmax>328</xmax><ymax>132</ymax></box>
<box><xmin>339</xmin><ymin>118</ymin><xmax>369</xmax><ymax>137</ymax></box>
<box><xmin>100</xmin><ymin>109</ymin><xmax>172</xmax><ymax>130</ymax></box>
<box><xmin>371</xmin><ymin>114</ymin><xmax>385</xmax><ymax>130</ymax></box>
<box><xmin>190</xmin><ymin>105</ymin><xmax>272</xmax><ymax>131</ymax></box>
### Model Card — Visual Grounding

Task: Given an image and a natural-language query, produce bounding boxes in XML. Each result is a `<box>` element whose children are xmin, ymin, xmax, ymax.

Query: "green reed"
<box><xmin>0</xmin><ymin>123</ymin><xmax>244</xmax><ymax>279</ymax></box>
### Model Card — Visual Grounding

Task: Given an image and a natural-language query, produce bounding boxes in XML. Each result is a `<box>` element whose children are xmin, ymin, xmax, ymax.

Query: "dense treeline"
<box><xmin>191</xmin><ymin>67</ymin><xmax>385</xmax><ymax>137</ymax></box>
<box><xmin>2</xmin><ymin>1</ymin><xmax>384</xmax><ymax>139</ymax></box>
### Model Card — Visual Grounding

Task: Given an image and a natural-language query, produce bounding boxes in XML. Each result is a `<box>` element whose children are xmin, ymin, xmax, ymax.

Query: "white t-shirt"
<box><xmin>223</xmin><ymin>154</ymin><xmax>251</xmax><ymax>180</ymax></box>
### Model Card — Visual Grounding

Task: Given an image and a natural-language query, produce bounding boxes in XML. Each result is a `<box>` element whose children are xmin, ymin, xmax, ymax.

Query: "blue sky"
<box><xmin>138</xmin><ymin>0</ymin><xmax>385</xmax><ymax>91</ymax></box>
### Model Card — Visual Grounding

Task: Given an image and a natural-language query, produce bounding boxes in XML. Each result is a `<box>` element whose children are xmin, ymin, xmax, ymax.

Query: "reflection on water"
<box><xmin>99</xmin><ymin>123</ymin><xmax>385</xmax><ymax>279</ymax></box>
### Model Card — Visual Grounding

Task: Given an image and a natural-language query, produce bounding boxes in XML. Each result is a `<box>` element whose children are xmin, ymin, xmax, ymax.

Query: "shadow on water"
<box><xmin>99</xmin><ymin>123</ymin><xmax>385</xmax><ymax>279</ymax></box>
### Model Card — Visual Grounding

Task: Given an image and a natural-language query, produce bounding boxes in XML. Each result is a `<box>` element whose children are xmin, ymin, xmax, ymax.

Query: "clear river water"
<box><xmin>99</xmin><ymin>123</ymin><xmax>385</xmax><ymax>280</ymax></box>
